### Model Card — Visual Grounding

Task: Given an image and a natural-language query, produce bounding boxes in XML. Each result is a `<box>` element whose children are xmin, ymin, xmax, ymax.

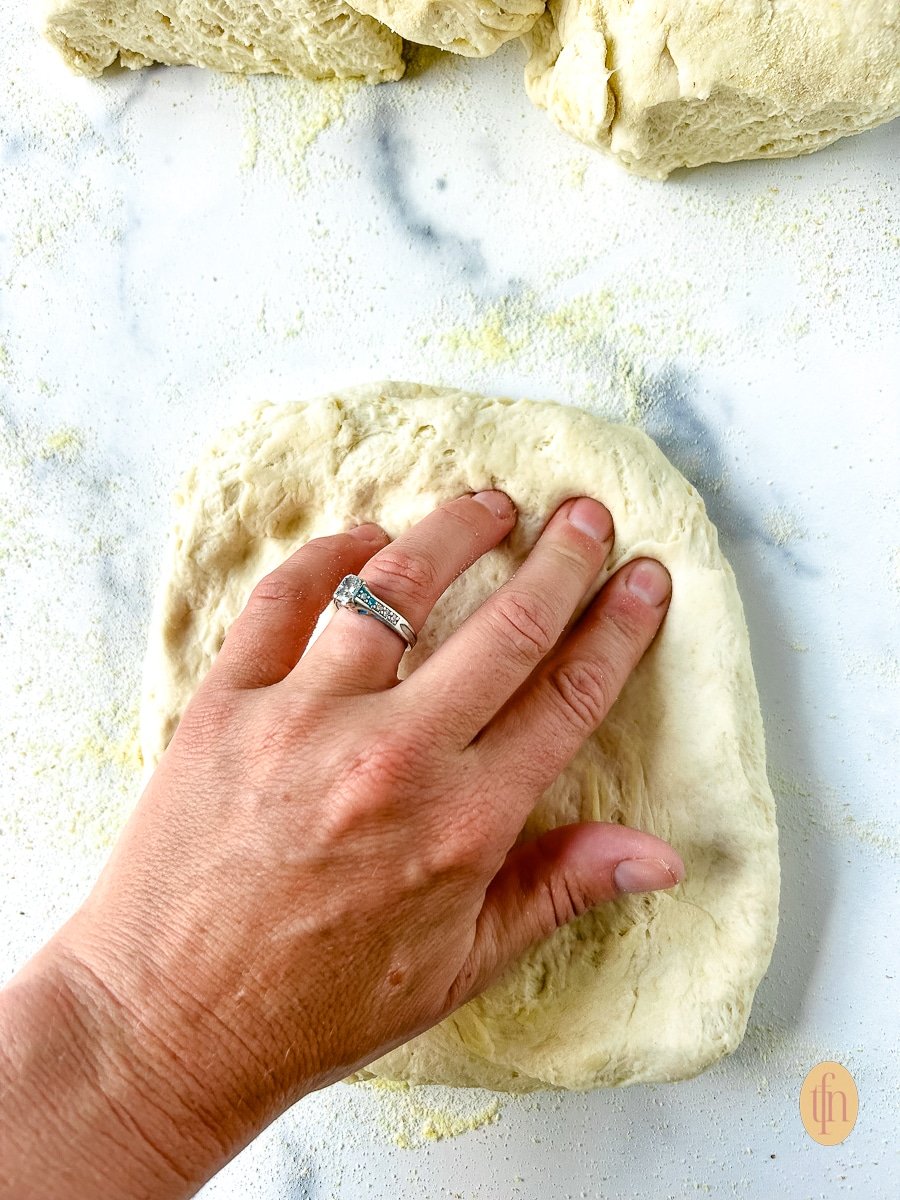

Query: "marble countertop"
<box><xmin>1</xmin><ymin>5</ymin><xmax>898</xmax><ymax>1197</ymax></box>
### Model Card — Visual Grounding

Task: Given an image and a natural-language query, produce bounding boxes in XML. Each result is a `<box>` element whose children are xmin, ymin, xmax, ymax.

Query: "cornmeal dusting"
<box><xmin>356</xmin><ymin>1079</ymin><xmax>502</xmax><ymax>1148</ymax></box>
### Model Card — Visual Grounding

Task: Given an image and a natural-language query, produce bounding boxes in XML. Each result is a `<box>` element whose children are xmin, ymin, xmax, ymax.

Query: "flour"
<box><xmin>39</xmin><ymin>427</ymin><xmax>85</xmax><ymax>463</ymax></box>
<box><xmin>769</xmin><ymin>769</ymin><xmax>900</xmax><ymax>864</ymax></box>
<box><xmin>0</xmin><ymin>409</ymin><xmax>146</xmax><ymax>871</ymax></box>
<box><xmin>356</xmin><ymin>1079</ymin><xmax>502</xmax><ymax>1148</ymax></box>
<box><xmin>221</xmin><ymin>73</ymin><xmax>364</xmax><ymax>184</ymax></box>
<box><xmin>762</xmin><ymin>508</ymin><xmax>806</xmax><ymax>549</ymax></box>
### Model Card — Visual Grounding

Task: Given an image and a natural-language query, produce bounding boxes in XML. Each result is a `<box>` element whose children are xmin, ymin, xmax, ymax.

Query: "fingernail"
<box><xmin>614</xmin><ymin>858</ymin><xmax>681</xmax><ymax>894</ymax></box>
<box><xmin>349</xmin><ymin>522</ymin><xmax>388</xmax><ymax>542</ymax></box>
<box><xmin>566</xmin><ymin>497</ymin><xmax>614</xmax><ymax>542</ymax></box>
<box><xmin>625</xmin><ymin>559</ymin><xmax>671</xmax><ymax>606</ymax></box>
<box><xmin>471</xmin><ymin>490</ymin><xmax>516</xmax><ymax>520</ymax></box>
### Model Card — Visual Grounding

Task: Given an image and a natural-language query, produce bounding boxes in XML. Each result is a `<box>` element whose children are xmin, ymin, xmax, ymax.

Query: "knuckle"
<box><xmin>249</xmin><ymin>570</ymin><xmax>305</xmax><ymax>608</ymax></box>
<box><xmin>445</xmin><ymin>953</ymin><xmax>483</xmax><ymax>1012</ymax></box>
<box><xmin>172</xmin><ymin>689</ymin><xmax>245</xmax><ymax>763</ymax></box>
<box><xmin>312</xmin><ymin>734</ymin><xmax>426</xmax><ymax>845</ymax></box>
<box><xmin>305</xmin><ymin>530</ymin><xmax>362</xmax><ymax>561</ymax></box>
<box><xmin>250</xmin><ymin>713</ymin><xmax>298</xmax><ymax>759</ymax></box>
<box><xmin>489</xmin><ymin>590</ymin><xmax>559</xmax><ymax>663</ymax></box>
<box><xmin>176</xmin><ymin>696</ymin><xmax>226</xmax><ymax>746</ymax></box>
<box><xmin>186</xmin><ymin>682</ymin><xmax>241</xmax><ymax>729</ymax></box>
<box><xmin>441</xmin><ymin>501</ymin><xmax>487</xmax><ymax>542</ymax></box>
<box><xmin>550</xmin><ymin>539</ymin><xmax>592</xmax><ymax>574</ymax></box>
<box><xmin>541</xmin><ymin>873</ymin><xmax>590</xmax><ymax>928</ymax></box>
<box><xmin>545</xmin><ymin>658</ymin><xmax>613</xmax><ymax>731</ymax></box>
<box><xmin>434</xmin><ymin>819</ymin><xmax>496</xmax><ymax>879</ymax></box>
<box><xmin>366</xmin><ymin>549</ymin><xmax>438</xmax><ymax>604</ymax></box>
<box><xmin>343</xmin><ymin>733</ymin><xmax>421</xmax><ymax>798</ymax></box>
<box><xmin>598</xmin><ymin>601</ymin><xmax>653</xmax><ymax>672</ymax></box>
<box><xmin>244</xmin><ymin>691</ymin><xmax>321</xmax><ymax>758</ymax></box>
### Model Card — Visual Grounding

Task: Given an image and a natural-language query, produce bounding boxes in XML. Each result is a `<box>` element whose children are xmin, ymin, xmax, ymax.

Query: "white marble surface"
<box><xmin>1</xmin><ymin>6</ymin><xmax>899</xmax><ymax>1198</ymax></box>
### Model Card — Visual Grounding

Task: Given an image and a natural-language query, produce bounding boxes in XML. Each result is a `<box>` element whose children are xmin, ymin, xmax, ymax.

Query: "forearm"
<box><xmin>0</xmin><ymin>933</ymin><xmax>246</xmax><ymax>1200</ymax></box>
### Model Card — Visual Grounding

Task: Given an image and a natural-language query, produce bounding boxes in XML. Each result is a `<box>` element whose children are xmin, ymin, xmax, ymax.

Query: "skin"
<box><xmin>0</xmin><ymin>490</ymin><xmax>682</xmax><ymax>1199</ymax></box>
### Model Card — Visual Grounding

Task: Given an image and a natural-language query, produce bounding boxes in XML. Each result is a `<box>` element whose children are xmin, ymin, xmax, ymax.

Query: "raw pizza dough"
<box><xmin>45</xmin><ymin>0</ymin><xmax>900</xmax><ymax>172</ymax></box>
<box><xmin>348</xmin><ymin>0</ymin><xmax>545</xmax><ymax>56</ymax></box>
<box><xmin>43</xmin><ymin>0</ymin><xmax>405</xmax><ymax>83</ymax></box>
<box><xmin>524</xmin><ymin>0</ymin><xmax>900</xmax><ymax>178</ymax></box>
<box><xmin>142</xmin><ymin>382</ymin><xmax>779</xmax><ymax>1091</ymax></box>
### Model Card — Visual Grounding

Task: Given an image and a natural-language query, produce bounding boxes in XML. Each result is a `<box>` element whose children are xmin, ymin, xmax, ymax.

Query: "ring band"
<box><xmin>332</xmin><ymin>574</ymin><xmax>417</xmax><ymax>651</ymax></box>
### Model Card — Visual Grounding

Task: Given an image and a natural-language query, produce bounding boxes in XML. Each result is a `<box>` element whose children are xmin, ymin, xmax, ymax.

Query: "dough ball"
<box><xmin>43</xmin><ymin>0</ymin><xmax>405</xmax><ymax>83</ymax></box>
<box><xmin>142</xmin><ymin>382</ymin><xmax>779</xmax><ymax>1091</ymax></box>
<box><xmin>524</xmin><ymin>0</ymin><xmax>900</xmax><ymax>178</ymax></box>
<box><xmin>349</xmin><ymin>0</ymin><xmax>545</xmax><ymax>57</ymax></box>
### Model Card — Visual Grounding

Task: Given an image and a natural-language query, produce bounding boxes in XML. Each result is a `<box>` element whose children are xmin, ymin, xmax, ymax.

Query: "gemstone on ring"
<box><xmin>332</xmin><ymin>573</ymin><xmax>417</xmax><ymax>651</ymax></box>
<box><xmin>333</xmin><ymin>574</ymin><xmax>363</xmax><ymax>606</ymax></box>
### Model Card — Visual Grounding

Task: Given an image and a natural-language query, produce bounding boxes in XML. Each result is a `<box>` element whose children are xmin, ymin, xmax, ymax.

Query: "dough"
<box><xmin>142</xmin><ymin>382</ymin><xmax>779</xmax><ymax>1091</ymax></box>
<box><xmin>524</xmin><ymin>0</ymin><xmax>900</xmax><ymax>178</ymax></box>
<box><xmin>348</xmin><ymin>0</ymin><xmax>545</xmax><ymax>57</ymax></box>
<box><xmin>45</xmin><ymin>0</ymin><xmax>900</xmax><ymax>173</ymax></box>
<box><xmin>43</xmin><ymin>0</ymin><xmax>405</xmax><ymax>83</ymax></box>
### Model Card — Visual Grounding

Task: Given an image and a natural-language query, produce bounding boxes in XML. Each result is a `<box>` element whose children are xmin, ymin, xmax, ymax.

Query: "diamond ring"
<box><xmin>332</xmin><ymin>574</ymin><xmax>417</xmax><ymax>651</ymax></box>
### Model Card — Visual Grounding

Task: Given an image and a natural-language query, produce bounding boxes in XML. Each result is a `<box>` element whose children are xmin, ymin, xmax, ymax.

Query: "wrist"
<box><xmin>0</xmin><ymin>920</ymin><xmax>266</xmax><ymax>1200</ymax></box>
<box><xmin>0</xmin><ymin>939</ymin><xmax>177</xmax><ymax>1198</ymax></box>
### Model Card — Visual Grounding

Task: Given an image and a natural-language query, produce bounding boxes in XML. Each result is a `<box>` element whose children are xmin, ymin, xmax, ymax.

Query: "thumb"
<box><xmin>449</xmin><ymin>823</ymin><xmax>684</xmax><ymax>1009</ymax></box>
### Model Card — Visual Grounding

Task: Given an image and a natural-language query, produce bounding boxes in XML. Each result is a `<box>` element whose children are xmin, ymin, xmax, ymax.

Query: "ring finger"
<box><xmin>302</xmin><ymin>490</ymin><xmax>517</xmax><ymax>692</ymax></box>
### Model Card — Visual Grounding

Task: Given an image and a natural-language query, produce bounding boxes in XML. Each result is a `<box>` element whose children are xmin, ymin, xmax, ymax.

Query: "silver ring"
<box><xmin>332</xmin><ymin>574</ymin><xmax>417</xmax><ymax>651</ymax></box>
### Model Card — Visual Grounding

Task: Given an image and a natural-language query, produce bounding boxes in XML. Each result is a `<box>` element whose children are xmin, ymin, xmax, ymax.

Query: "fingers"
<box><xmin>303</xmin><ymin>491</ymin><xmax>517</xmax><ymax>693</ymax></box>
<box><xmin>447</xmin><ymin>822</ymin><xmax>684</xmax><ymax>1011</ymax></box>
<box><xmin>474</xmin><ymin>558</ymin><xmax>671</xmax><ymax>818</ymax></box>
<box><xmin>210</xmin><ymin>524</ymin><xmax>390</xmax><ymax>690</ymax></box>
<box><xmin>403</xmin><ymin>497</ymin><xmax>616</xmax><ymax>741</ymax></box>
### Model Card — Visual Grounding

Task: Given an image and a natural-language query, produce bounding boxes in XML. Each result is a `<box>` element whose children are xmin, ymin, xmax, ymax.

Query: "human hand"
<box><xmin>0</xmin><ymin>491</ymin><xmax>681</xmax><ymax>1199</ymax></box>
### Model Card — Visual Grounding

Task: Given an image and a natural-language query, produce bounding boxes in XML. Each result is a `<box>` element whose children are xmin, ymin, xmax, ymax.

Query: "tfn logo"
<box><xmin>800</xmin><ymin>1061</ymin><xmax>859</xmax><ymax>1146</ymax></box>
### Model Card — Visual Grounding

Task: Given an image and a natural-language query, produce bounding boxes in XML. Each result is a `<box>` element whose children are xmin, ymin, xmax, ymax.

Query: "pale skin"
<box><xmin>0</xmin><ymin>490</ymin><xmax>683</xmax><ymax>1199</ymax></box>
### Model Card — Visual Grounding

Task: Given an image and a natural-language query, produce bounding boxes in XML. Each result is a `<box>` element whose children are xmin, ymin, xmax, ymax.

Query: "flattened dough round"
<box><xmin>141</xmin><ymin>382</ymin><xmax>779</xmax><ymax>1091</ymax></box>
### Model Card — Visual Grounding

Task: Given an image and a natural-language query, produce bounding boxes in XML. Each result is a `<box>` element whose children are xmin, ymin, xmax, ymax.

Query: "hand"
<box><xmin>0</xmin><ymin>491</ymin><xmax>681</xmax><ymax>1200</ymax></box>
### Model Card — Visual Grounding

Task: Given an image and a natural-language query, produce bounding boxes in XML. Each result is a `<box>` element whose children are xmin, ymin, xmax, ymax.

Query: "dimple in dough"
<box><xmin>141</xmin><ymin>382</ymin><xmax>779</xmax><ymax>1092</ymax></box>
